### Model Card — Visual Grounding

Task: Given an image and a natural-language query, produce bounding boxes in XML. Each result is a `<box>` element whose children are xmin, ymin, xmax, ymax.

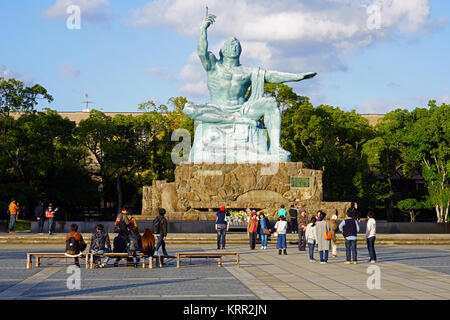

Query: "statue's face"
<box><xmin>222</xmin><ymin>37</ymin><xmax>242</xmax><ymax>58</ymax></box>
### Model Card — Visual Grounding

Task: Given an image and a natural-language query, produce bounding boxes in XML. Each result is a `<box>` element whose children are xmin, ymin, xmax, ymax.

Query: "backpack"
<box><xmin>127</xmin><ymin>234</ymin><xmax>141</xmax><ymax>251</ymax></box>
<box><xmin>152</xmin><ymin>216</ymin><xmax>161</xmax><ymax>234</ymax></box>
<box><xmin>66</xmin><ymin>236</ymin><xmax>80</xmax><ymax>255</ymax></box>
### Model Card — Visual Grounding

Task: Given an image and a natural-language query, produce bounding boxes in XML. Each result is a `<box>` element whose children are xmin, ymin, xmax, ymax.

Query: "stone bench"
<box><xmin>26</xmin><ymin>253</ymin><xmax>89</xmax><ymax>269</ymax></box>
<box><xmin>176</xmin><ymin>252</ymin><xmax>240</xmax><ymax>268</ymax></box>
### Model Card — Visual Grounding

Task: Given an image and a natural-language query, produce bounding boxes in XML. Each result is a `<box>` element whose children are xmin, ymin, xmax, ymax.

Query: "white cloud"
<box><xmin>59</xmin><ymin>63</ymin><xmax>80</xmax><ymax>79</ymax></box>
<box><xmin>43</xmin><ymin>0</ymin><xmax>113</xmax><ymax>22</ymax></box>
<box><xmin>438</xmin><ymin>94</ymin><xmax>450</xmax><ymax>105</ymax></box>
<box><xmin>0</xmin><ymin>64</ymin><xmax>32</xmax><ymax>84</ymax></box>
<box><xmin>128</xmin><ymin>0</ymin><xmax>434</xmax><ymax>100</ymax></box>
<box><xmin>146</xmin><ymin>67</ymin><xmax>179</xmax><ymax>83</ymax></box>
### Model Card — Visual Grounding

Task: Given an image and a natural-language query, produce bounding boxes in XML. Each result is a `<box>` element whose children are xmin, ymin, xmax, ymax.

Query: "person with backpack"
<box><xmin>339</xmin><ymin>210</ymin><xmax>360</xmax><ymax>264</ymax></box>
<box><xmin>127</xmin><ymin>226</ymin><xmax>142</xmax><ymax>268</ymax></box>
<box><xmin>153</xmin><ymin>208</ymin><xmax>168</xmax><ymax>256</ymax></box>
<box><xmin>89</xmin><ymin>224</ymin><xmax>112</xmax><ymax>268</ymax></box>
<box><xmin>216</xmin><ymin>205</ymin><xmax>230</xmax><ymax>250</ymax></box>
<box><xmin>65</xmin><ymin>224</ymin><xmax>87</xmax><ymax>267</ymax></box>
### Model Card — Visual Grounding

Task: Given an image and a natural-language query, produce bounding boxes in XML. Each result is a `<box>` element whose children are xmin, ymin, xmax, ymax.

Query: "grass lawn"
<box><xmin>8</xmin><ymin>219</ymin><xmax>31</xmax><ymax>232</ymax></box>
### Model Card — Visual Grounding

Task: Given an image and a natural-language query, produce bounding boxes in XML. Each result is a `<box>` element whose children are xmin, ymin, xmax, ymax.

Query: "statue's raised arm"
<box><xmin>265</xmin><ymin>70</ymin><xmax>317</xmax><ymax>84</ymax></box>
<box><xmin>198</xmin><ymin>7</ymin><xmax>217</xmax><ymax>71</ymax></box>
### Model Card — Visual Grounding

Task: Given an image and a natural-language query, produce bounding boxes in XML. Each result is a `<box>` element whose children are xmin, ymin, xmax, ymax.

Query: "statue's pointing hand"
<box><xmin>297</xmin><ymin>72</ymin><xmax>317</xmax><ymax>81</ymax></box>
<box><xmin>202</xmin><ymin>8</ymin><xmax>216</xmax><ymax>29</ymax></box>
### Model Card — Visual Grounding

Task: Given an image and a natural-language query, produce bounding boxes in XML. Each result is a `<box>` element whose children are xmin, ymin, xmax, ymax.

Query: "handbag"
<box><xmin>263</xmin><ymin>228</ymin><xmax>271</xmax><ymax>235</ymax></box>
<box><xmin>324</xmin><ymin>222</ymin><xmax>332</xmax><ymax>240</ymax></box>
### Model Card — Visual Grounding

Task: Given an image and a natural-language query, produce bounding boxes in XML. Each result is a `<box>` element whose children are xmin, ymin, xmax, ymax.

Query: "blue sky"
<box><xmin>0</xmin><ymin>0</ymin><xmax>449</xmax><ymax>114</ymax></box>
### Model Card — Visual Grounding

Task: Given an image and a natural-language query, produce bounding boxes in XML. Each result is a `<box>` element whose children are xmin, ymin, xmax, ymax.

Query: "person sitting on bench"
<box><xmin>65</xmin><ymin>224</ymin><xmax>87</xmax><ymax>267</ymax></box>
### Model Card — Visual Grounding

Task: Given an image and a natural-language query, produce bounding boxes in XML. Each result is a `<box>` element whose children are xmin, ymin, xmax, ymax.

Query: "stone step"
<box><xmin>1</xmin><ymin>233</ymin><xmax>449</xmax><ymax>245</ymax></box>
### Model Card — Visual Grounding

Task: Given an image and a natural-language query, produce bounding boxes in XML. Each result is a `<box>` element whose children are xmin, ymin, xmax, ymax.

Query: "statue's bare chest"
<box><xmin>210</xmin><ymin>65</ymin><xmax>251</xmax><ymax>88</ymax></box>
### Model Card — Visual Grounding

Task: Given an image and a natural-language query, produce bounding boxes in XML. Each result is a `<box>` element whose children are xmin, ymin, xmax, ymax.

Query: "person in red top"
<box><xmin>247</xmin><ymin>211</ymin><xmax>259</xmax><ymax>250</ymax></box>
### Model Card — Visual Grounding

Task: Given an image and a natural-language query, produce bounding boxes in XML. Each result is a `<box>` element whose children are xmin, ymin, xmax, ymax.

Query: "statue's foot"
<box><xmin>269</xmin><ymin>145</ymin><xmax>292</xmax><ymax>160</ymax></box>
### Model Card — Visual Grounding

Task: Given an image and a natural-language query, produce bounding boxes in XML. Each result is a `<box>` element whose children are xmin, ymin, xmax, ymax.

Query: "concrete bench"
<box><xmin>176</xmin><ymin>252</ymin><xmax>240</xmax><ymax>268</ymax></box>
<box><xmin>88</xmin><ymin>252</ymin><xmax>176</xmax><ymax>269</ymax></box>
<box><xmin>26</xmin><ymin>253</ymin><xmax>89</xmax><ymax>269</ymax></box>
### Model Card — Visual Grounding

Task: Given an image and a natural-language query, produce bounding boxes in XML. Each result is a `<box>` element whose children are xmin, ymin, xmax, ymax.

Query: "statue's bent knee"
<box><xmin>183</xmin><ymin>103</ymin><xmax>196</xmax><ymax>117</ymax></box>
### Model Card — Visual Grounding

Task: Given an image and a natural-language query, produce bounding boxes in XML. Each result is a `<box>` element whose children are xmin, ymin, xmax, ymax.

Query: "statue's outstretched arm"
<box><xmin>265</xmin><ymin>70</ymin><xmax>317</xmax><ymax>84</ymax></box>
<box><xmin>198</xmin><ymin>8</ymin><xmax>217</xmax><ymax>71</ymax></box>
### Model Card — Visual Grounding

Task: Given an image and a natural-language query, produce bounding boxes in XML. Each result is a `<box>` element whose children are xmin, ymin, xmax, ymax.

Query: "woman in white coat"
<box><xmin>305</xmin><ymin>217</ymin><xmax>318</xmax><ymax>262</ymax></box>
<box><xmin>315</xmin><ymin>211</ymin><xmax>331</xmax><ymax>264</ymax></box>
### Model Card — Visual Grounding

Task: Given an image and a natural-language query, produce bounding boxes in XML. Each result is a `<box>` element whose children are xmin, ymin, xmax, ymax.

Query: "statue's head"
<box><xmin>220</xmin><ymin>37</ymin><xmax>242</xmax><ymax>59</ymax></box>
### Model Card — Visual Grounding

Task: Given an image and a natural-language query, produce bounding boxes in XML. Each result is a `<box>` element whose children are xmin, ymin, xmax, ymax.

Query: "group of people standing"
<box><xmin>301</xmin><ymin>208</ymin><xmax>377</xmax><ymax>264</ymax></box>
<box><xmin>216</xmin><ymin>205</ymin><xmax>377</xmax><ymax>264</ymax></box>
<box><xmin>7</xmin><ymin>199</ymin><xmax>58</xmax><ymax>235</ymax></box>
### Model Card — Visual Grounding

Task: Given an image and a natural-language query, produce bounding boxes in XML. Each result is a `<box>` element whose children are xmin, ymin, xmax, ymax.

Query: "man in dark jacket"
<box><xmin>216</xmin><ymin>205</ymin><xmax>230</xmax><ymax>250</ymax></box>
<box><xmin>34</xmin><ymin>201</ymin><xmax>45</xmax><ymax>235</ymax></box>
<box><xmin>154</xmin><ymin>208</ymin><xmax>168</xmax><ymax>256</ymax></box>
<box><xmin>89</xmin><ymin>224</ymin><xmax>112</xmax><ymax>268</ymax></box>
<box><xmin>288</xmin><ymin>205</ymin><xmax>298</xmax><ymax>233</ymax></box>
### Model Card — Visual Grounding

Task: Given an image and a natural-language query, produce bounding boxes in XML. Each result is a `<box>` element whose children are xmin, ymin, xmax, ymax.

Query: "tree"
<box><xmin>0</xmin><ymin>77</ymin><xmax>53</xmax><ymax>117</ymax></box>
<box><xmin>265</xmin><ymin>84</ymin><xmax>376</xmax><ymax>204</ymax></box>
<box><xmin>397</xmin><ymin>198</ymin><xmax>432</xmax><ymax>223</ymax></box>
<box><xmin>401</xmin><ymin>102</ymin><xmax>450</xmax><ymax>223</ymax></box>
<box><xmin>0</xmin><ymin>109</ymin><xmax>98</xmax><ymax>216</ymax></box>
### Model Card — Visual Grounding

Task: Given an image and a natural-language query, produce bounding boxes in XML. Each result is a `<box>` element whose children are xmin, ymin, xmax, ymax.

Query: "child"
<box><xmin>65</xmin><ymin>224</ymin><xmax>87</xmax><ymax>267</ymax></box>
<box><xmin>274</xmin><ymin>216</ymin><xmax>288</xmax><ymax>255</ymax></box>
<box><xmin>305</xmin><ymin>217</ymin><xmax>317</xmax><ymax>262</ymax></box>
<box><xmin>366</xmin><ymin>211</ymin><xmax>377</xmax><ymax>263</ymax></box>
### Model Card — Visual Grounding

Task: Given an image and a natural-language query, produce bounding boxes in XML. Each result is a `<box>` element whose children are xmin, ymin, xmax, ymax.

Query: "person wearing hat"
<box><xmin>297</xmin><ymin>208</ymin><xmax>308</xmax><ymax>251</ymax></box>
<box><xmin>216</xmin><ymin>205</ymin><xmax>230</xmax><ymax>250</ymax></box>
<box><xmin>89</xmin><ymin>224</ymin><xmax>112</xmax><ymax>268</ymax></box>
<box><xmin>330</xmin><ymin>213</ymin><xmax>340</xmax><ymax>257</ymax></box>
<box><xmin>247</xmin><ymin>211</ymin><xmax>259</xmax><ymax>250</ymax></box>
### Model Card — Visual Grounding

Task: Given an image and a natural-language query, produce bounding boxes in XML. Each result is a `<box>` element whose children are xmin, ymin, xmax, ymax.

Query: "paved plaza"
<box><xmin>0</xmin><ymin>241</ymin><xmax>449</xmax><ymax>300</ymax></box>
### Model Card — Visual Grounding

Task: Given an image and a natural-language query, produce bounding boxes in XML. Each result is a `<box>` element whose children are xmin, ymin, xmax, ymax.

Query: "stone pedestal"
<box><xmin>141</xmin><ymin>162</ymin><xmax>351</xmax><ymax>221</ymax></box>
